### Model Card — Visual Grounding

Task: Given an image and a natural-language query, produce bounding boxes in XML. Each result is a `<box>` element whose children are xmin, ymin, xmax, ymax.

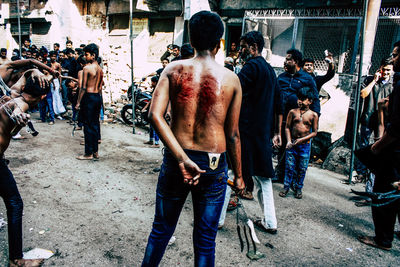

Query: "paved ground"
<box><xmin>1</xmin><ymin>114</ymin><xmax>400</xmax><ymax>266</ymax></box>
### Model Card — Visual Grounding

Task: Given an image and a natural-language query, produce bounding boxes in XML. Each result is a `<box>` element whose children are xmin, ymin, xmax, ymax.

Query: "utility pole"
<box><xmin>17</xmin><ymin>0</ymin><xmax>22</xmax><ymax>58</ymax></box>
<box><xmin>129</xmin><ymin>0</ymin><xmax>136</xmax><ymax>134</ymax></box>
<box><xmin>348</xmin><ymin>0</ymin><xmax>382</xmax><ymax>183</ymax></box>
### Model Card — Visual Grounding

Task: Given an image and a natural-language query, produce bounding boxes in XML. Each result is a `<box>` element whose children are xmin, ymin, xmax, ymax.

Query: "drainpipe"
<box><xmin>361</xmin><ymin>0</ymin><xmax>382</xmax><ymax>76</ymax></box>
<box><xmin>348</xmin><ymin>0</ymin><xmax>382</xmax><ymax>183</ymax></box>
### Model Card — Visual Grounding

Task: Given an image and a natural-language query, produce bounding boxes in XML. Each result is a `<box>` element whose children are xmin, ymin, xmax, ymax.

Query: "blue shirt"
<box><xmin>277</xmin><ymin>69</ymin><xmax>321</xmax><ymax>118</ymax></box>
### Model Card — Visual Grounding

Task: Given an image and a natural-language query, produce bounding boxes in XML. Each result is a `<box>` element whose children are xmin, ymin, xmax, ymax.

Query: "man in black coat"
<box><xmin>236</xmin><ymin>31</ymin><xmax>281</xmax><ymax>233</ymax></box>
<box><xmin>358</xmin><ymin>41</ymin><xmax>400</xmax><ymax>251</ymax></box>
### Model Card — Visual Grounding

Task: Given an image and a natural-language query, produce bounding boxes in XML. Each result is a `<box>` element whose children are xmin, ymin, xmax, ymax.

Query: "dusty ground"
<box><xmin>1</xmin><ymin>113</ymin><xmax>400</xmax><ymax>266</ymax></box>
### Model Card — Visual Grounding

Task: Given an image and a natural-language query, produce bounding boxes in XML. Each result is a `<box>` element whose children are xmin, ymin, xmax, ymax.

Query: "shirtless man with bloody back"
<box><xmin>141</xmin><ymin>11</ymin><xmax>245</xmax><ymax>267</ymax></box>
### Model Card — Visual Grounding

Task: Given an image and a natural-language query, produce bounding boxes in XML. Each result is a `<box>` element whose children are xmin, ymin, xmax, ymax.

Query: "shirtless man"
<box><xmin>0</xmin><ymin>76</ymin><xmax>51</xmax><ymax>267</ymax></box>
<box><xmin>75</xmin><ymin>43</ymin><xmax>103</xmax><ymax>160</ymax></box>
<box><xmin>141</xmin><ymin>11</ymin><xmax>244</xmax><ymax>267</ymax></box>
<box><xmin>279</xmin><ymin>87</ymin><xmax>318</xmax><ymax>199</ymax></box>
<box><xmin>0</xmin><ymin>58</ymin><xmax>55</xmax><ymax>97</ymax></box>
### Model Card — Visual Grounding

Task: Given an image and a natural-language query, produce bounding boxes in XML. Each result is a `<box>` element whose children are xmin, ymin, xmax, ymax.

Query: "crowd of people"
<box><xmin>0</xmin><ymin>39</ymin><xmax>104</xmax><ymax>265</ymax></box>
<box><xmin>1</xmin><ymin>39</ymin><xmax>104</xmax><ymax>160</ymax></box>
<box><xmin>140</xmin><ymin>11</ymin><xmax>400</xmax><ymax>266</ymax></box>
<box><xmin>0</xmin><ymin>9</ymin><xmax>399</xmax><ymax>267</ymax></box>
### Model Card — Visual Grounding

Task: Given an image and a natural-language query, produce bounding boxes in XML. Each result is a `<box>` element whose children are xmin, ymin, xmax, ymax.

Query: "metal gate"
<box><xmin>243</xmin><ymin>8</ymin><xmax>400</xmax><ymax>75</ymax></box>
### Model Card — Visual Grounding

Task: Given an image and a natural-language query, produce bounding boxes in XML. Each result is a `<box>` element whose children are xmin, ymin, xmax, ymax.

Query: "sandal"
<box><xmin>238</xmin><ymin>189</ymin><xmax>254</xmax><ymax>200</ymax></box>
<box><xmin>295</xmin><ymin>189</ymin><xmax>303</xmax><ymax>199</ymax></box>
<box><xmin>358</xmin><ymin>235</ymin><xmax>391</xmax><ymax>251</ymax></box>
<box><xmin>279</xmin><ymin>189</ymin><xmax>289</xmax><ymax>198</ymax></box>
<box><xmin>227</xmin><ymin>195</ymin><xmax>240</xmax><ymax>211</ymax></box>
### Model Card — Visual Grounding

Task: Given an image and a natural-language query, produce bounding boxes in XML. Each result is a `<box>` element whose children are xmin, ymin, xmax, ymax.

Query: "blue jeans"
<box><xmin>149</xmin><ymin>126</ymin><xmax>159</xmax><ymax>144</ymax></box>
<box><xmin>284</xmin><ymin>143</ymin><xmax>311</xmax><ymax>190</ymax></box>
<box><xmin>39</xmin><ymin>92</ymin><xmax>55</xmax><ymax>122</ymax></box>
<box><xmin>142</xmin><ymin>149</ymin><xmax>228</xmax><ymax>267</ymax></box>
<box><xmin>0</xmin><ymin>159</ymin><xmax>23</xmax><ymax>260</ymax></box>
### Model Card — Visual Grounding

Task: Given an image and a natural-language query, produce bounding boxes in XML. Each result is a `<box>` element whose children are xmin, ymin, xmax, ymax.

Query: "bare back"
<box><xmin>166</xmin><ymin>58</ymin><xmax>239</xmax><ymax>153</ymax></box>
<box><xmin>83</xmin><ymin>62</ymin><xmax>102</xmax><ymax>93</ymax></box>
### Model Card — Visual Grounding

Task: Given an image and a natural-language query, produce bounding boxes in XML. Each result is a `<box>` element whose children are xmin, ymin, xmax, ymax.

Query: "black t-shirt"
<box><xmin>156</xmin><ymin>68</ymin><xmax>163</xmax><ymax>77</ymax></box>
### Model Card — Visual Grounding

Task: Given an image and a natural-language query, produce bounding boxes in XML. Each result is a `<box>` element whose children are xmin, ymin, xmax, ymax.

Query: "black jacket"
<box><xmin>238</xmin><ymin>56</ymin><xmax>281</xmax><ymax>178</ymax></box>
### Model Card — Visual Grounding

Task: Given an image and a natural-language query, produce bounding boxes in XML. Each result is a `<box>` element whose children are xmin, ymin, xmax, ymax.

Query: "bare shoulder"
<box><xmin>162</xmin><ymin>59</ymin><xmax>190</xmax><ymax>75</ymax></box>
<box><xmin>311</xmin><ymin>110</ymin><xmax>319</xmax><ymax>119</ymax></box>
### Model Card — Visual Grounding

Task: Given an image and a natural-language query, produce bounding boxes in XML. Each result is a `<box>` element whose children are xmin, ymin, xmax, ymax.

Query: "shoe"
<box><xmin>56</xmin><ymin>115</ymin><xmax>64</xmax><ymax>120</ymax></box>
<box><xmin>144</xmin><ymin>140</ymin><xmax>154</xmax><ymax>145</ymax></box>
<box><xmin>93</xmin><ymin>152</ymin><xmax>99</xmax><ymax>161</ymax></box>
<box><xmin>80</xmin><ymin>141</ymin><xmax>85</xmax><ymax>145</ymax></box>
<box><xmin>358</xmin><ymin>235</ymin><xmax>391</xmax><ymax>251</ymax></box>
<box><xmin>151</xmin><ymin>144</ymin><xmax>160</xmax><ymax>148</ymax></box>
<box><xmin>295</xmin><ymin>189</ymin><xmax>303</xmax><ymax>199</ymax></box>
<box><xmin>279</xmin><ymin>189</ymin><xmax>289</xmax><ymax>197</ymax></box>
<box><xmin>238</xmin><ymin>190</ymin><xmax>254</xmax><ymax>200</ymax></box>
<box><xmin>48</xmin><ymin>121</ymin><xmax>54</xmax><ymax>125</ymax></box>
<box><xmin>253</xmin><ymin>219</ymin><xmax>277</xmax><ymax>234</ymax></box>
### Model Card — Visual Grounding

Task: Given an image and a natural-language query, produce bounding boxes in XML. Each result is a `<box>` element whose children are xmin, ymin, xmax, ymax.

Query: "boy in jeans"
<box><xmin>279</xmin><ymin>87</ymin><xmax>319</xmax><ymax>199</ymax></box>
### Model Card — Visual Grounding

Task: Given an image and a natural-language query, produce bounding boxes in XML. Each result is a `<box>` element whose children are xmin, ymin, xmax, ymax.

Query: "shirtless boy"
<box><xmin>141</xmin><ymin>11</ymin><xmax>245</xmax><ymax>267</ymax></box>
<box><xmin>75</xmin><ymin>44</ymin><xmax>103</xmax><ymax>160</ymax></box>
<box><xmin>0</xmin><ymin>77</ymin><xmax>51</xmax><ymax>267</ymax></box>
<box><xmin>279</xmin><ymin>87</ymin><xmax>319</xmax><ymax>199</ymax></box>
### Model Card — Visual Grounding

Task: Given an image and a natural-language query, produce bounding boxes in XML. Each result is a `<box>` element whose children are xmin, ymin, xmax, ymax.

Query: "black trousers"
<box><xmin>82</xmin><ymin>93</ymin><xmax>102</xmax><ymax>155</ymax></box>
<box><xmin>371</xmin><ymin>150</ymin><xmax>400</xmax><ymax>248</ymax></box>
<box><xmin>0</xmin><ymin>159</ymin><xmax>23</xmax><ymax>260</ymax></box>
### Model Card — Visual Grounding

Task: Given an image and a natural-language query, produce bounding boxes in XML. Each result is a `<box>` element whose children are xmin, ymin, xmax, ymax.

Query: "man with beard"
<box><xmin>274</xmin><ymin>49</ymin><xmax>320</xmax><ymax>183</ymax></box>
<box><xmin>228</xmin><ymin>31</ymin><xmax>280</xmax><ymax>233</ymax></box>
<box><xmin>358</xmin><ymin>41</ymin><xmax>400</xmax><ymax>251</ymax></box>
<box><xmin>0</xmin><ymin>48</ymin><xmax>11</xmax><ymax>66</ymax></box>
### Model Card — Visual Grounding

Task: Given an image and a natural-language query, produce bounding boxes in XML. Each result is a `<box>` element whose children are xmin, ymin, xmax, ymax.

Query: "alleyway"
<box><xmin>1</xmin><ymin>115</ymin><xmax>399</xmax><ymax>266</ymax></box>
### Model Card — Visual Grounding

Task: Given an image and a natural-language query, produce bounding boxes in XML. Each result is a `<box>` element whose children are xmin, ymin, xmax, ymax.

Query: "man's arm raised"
<box><xmin>224</xmin><ymin>75</ymin><xmax>245</xmax><ymax>191</ymax></box>
<box><xmin>148</xmin><ymin>69</ymin><xmax>205</xmax><ymax>186</ymax></box>
<box><xmin>8</xmin><ymin>59</ymin><xmax>56</xmax><ymax>77</ymax></box>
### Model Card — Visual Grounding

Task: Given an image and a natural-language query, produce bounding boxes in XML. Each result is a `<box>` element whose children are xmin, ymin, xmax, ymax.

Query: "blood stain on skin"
<box><xmin>176</xmin><ymin>72</ymin><xmax>195</xmax><ymax>104</ymax></box>
<box><xmin>196</xmin><ymin>74</ymin><xmax>217</xmax><ymax>123</ymax></box>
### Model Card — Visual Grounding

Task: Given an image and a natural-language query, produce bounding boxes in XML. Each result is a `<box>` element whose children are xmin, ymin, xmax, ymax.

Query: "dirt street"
<box><xmin>1</xmin><ymin>114</ymin><xmax>400</xmax><ymax>266</ymax></box>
